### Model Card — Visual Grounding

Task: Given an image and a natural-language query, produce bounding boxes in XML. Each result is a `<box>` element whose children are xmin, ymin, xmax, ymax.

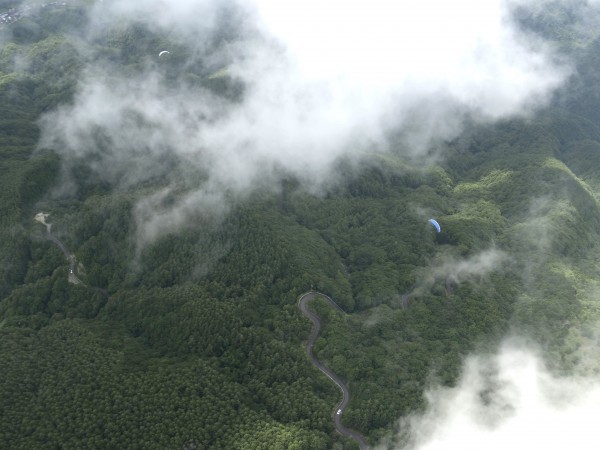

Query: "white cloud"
<box><xmin>38</xmin><ymin>0</ymin><xmax>575</xmax><ymax>244</ymax></box>
<box><xmin>387</xmin><ymin>342</ymin><xmax>600</xmax><ymax>450</ymax></box>
<box><xmin>440</xmin><ymin>249</ymin><xmax>509</xmax><ymax>284</ymax></box>
<box><xmin>412</xmin><ymin>248</ymin><xmax>509</xmax><ymax>296</ymax></box>
<box><xmin>249</xmin><ymin>0</ymin><xmax>565</xmax><ymax>115</ymax></box>
<box><xmin>133</xmin><ymin>186</ymin><xmax>228</xmax><ymax>251</ymax></box>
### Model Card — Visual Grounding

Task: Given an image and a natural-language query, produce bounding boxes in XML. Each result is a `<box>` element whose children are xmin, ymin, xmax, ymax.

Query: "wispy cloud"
<box><xmin>380</xmin><ymin>341</ymin><xmax>600</xmax><ymax>450</ymax></box>
<box><xmin>411</xmin><ymin>248</ymin><xmax>510</xmax><ymax>297</ymax></box>
<box><xmin>37</xmin><ymin>0</ymin><xmax>573</xmax><ymax>245</ymax></box>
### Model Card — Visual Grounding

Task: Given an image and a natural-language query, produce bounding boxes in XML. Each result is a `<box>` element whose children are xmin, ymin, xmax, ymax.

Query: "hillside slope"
<box><xmin>2</xmin><ymin>1</ymin><xmax>600</xmax><ymax>448</ymax></box>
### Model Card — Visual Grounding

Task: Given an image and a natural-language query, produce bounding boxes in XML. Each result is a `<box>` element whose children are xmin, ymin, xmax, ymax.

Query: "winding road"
<box><xmin>298</xmin><ymin>291</ymin><xmax>369</xmax><ymax>450</ymax></box>
<box><xmin>35</xmin><ymin>212</ymin><xmax>82</xmax><ymax>284</ymax></box>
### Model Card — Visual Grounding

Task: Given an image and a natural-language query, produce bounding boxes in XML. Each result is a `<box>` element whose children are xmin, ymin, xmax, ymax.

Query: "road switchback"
<box><xmin>298</xmin><ymin>291</ymin><xmax>369</xmax><ymax>450</ymax></box>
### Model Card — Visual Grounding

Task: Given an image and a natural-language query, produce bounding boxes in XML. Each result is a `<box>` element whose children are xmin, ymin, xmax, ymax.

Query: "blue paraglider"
<box><xmin>428</xmin><ymin>218</ymin><xmax>441</xmax><ymax>233</ymax></box>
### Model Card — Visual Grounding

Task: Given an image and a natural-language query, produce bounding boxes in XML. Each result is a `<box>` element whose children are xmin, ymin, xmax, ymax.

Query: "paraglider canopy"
<box><xmin>428</xmin><ymin>218</ymin><xmax>441</xmax><ymax>233</ymax></box>
<box><xmin>158</xmin><ymin>50</ymin><xmax>170</xmax><ymax>57</ymax></box>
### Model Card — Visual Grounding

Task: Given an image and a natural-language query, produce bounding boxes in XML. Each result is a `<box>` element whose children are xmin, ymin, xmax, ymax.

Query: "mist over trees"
<box><xmin>2</xmin><ymin>1</ymin><xmax>600</xmax><ymax>449</ymax></box>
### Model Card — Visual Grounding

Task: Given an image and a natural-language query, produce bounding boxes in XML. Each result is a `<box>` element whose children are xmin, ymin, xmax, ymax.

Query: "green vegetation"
<box><xmin>2</xmin><ymin>3</ymin><xmax>600</xmax><ymax>449</ymax></box>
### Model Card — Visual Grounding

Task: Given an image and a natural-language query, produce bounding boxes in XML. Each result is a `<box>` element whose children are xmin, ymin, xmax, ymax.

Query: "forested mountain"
<box><xmin>2</xmin><ymin>1</ymin><xmax>600</xmax><ymax>449</ymax></box>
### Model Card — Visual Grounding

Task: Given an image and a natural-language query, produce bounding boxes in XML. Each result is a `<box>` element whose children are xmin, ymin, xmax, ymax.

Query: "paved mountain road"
<box><xmin>298</xmin><ymin>291</ymin><xmax>369</xmax><ymax>450</ymax></box>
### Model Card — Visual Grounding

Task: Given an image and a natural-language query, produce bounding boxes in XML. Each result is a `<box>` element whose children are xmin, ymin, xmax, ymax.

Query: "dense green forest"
<box><xmin>2</xmin><ymin>1</ymin><xmax>600</xmax><ymax>449</ymax></box>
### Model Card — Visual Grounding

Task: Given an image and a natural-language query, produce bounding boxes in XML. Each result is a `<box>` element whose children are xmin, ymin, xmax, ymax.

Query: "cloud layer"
<box><xmin>389</xmin><ymin>342</ymin><xmax>600</xmax><ymax>450</ymax></box>
<box><xmin>38</xmin><ymin>0</ymin><xmax>573</xmax><ymax>243</ymax></box>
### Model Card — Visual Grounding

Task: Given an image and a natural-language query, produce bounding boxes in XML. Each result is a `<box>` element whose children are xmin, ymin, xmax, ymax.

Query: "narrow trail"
<box><xmin>35</xmin><ymin>212</ymin><xmax>82</xmax><ymax>284</ymax></box>
<box><xmin>298</xmin><ymin>291</ymin><xmax>369</xmax><ymax>450</ymax></box>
